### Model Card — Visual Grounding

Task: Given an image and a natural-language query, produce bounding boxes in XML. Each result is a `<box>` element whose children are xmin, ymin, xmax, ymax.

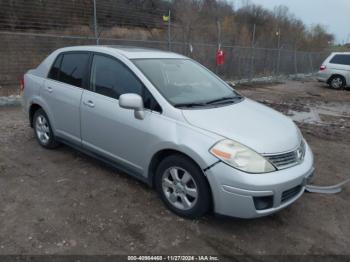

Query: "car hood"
<box><xmin>181</xmin><ymin>99</ymin><xmax>301</xmax><ymax>154</ymax></box>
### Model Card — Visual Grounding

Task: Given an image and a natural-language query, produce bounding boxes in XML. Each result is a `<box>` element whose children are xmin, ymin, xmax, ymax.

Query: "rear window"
<box><xmin>329</xmin><ymin>54</ymin><xmax>350</xmax><ymax>66</ymax></box>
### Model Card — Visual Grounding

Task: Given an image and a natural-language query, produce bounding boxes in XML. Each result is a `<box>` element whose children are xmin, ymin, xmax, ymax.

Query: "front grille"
<box><xmin>281</xmin><ymin>185</ymin><xmax>302</xmax><ymax>203</ymax></box>
<box><xmin>266</xmin><ymin>151</ymin><xmax>298</xmax><ymax>169</ymax></box>
<box><xmin>265</xmin><ymin>140</ymin><xmax>305</xmax><ymax>170</ymax></box>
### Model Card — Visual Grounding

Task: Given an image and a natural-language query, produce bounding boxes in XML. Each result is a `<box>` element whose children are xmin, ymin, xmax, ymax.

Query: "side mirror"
<box><xmin>119</xmin><ymin>93</ymin><xmax>145</xmax><ymax>120</ymax></box>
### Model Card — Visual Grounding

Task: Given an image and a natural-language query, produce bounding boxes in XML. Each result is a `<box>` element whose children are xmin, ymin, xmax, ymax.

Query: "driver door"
<box><xmin>80</xmin><ymin>53</ymin><xmax>162</xmax><ymax>175</ymax></box>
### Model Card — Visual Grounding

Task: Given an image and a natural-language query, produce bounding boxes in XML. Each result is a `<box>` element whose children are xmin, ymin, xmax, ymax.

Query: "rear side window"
<box><xmin>48</xmin><ymin>54</ymin><xmax>63</xmax><ymax>81</ymax></box>
<box><xmin>329</xmin><ymin>55</ymin><xmax>350</xmax><ymax>66</ymax></box>
<box><xmin>58</xmin><ymin>53</ymin><xmax>90</xmax><ymax>87</ymax></box>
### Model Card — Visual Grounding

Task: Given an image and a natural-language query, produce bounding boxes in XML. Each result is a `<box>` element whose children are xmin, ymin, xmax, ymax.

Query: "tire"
<box><xmin>33</xmin><ymin>109</ymin><xmax>59</xmax><ymax>149</ymax></box>
<box><xmin>155</xmin><ymin>154</ymin><xmax>211</xmax><ymax>219</ymax></box>
<box><xmin>329</xmin><ymin>75</ymin><xmax>346</xmax><ymax>89</ymax></box>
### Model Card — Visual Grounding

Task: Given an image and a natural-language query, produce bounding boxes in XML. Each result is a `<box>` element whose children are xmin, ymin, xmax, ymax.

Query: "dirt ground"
<box><xmin>0</xmin><ymin>79</ymin><xmax>349</xmax><ymax>257</ymax></box>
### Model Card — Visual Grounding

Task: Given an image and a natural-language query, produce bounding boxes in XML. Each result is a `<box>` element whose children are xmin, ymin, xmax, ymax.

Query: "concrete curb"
<box><xmin>228</xmin><ymin>73</ymin><xmax>316</xmax><ymax>86</ymax></box>
<box><xmin>0</xmin><ymin>95</ymin><xmax>21</xmax><ymax>107</ymax></box>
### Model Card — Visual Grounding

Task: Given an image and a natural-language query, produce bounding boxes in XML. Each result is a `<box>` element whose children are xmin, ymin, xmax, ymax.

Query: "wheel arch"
<box><xmin>147</xmin><ymin>149</ymin><xmax>210</xmax><ymax>188</ymax></box>
<box><xmin>29</xmin><ymin>103</ymin><xmax>43</xmax><ymax>127</ymax></box>
<box><xmin>147</xmin><ymin>148</ymin><xmax>214</xmax><ymax>212</ymax></box>
<box><xmin>28</xmin><ymin>98</ymin><xmax>55</xmax><ymax>132</ymax></box>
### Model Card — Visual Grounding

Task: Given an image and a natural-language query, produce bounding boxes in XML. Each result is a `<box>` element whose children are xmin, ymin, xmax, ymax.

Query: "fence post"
<box><xmin>93</xmin><ymin>0</ymin><xmax>99</xmax><ymax>45</ymax></box>
<box><xmin>216</xmin><ymin>20</ymin><xmax>221</xmax><ymax>75</ymax></box>
<box><xmin>277</xmin><ymin>48</ymin><xmax>281</xmax><ymax>77</ymax></box>
<box><xmin>276</xmin><ymin>28</ymin><xmax>281</xmax><ymax>78</ymax></box>
<box><xmin>168</xmin><ymin>9</ymin><xmax>171</xmax><ymax>51</ymax></box>
<box><xmin>294</xmin><ymin>49</ymin><xmax>298</xmax><ymax>74</ymax></box>
<box><xmin>249</xmin><ymin>24</ymin><xmax>256</xmax><ymax>82</ymax></box>
<box><xmin>309</xmin><ymin>53</ymin><xmax>314</xmax><ymax>74</ymax></box>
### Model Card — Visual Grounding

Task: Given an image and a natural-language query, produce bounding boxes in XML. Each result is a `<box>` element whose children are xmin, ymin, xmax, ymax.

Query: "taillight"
<box><xmin>20</xmin><ymin>76</ymin><xmax>25</xmax><ymax>92</ymax></box>
<box><xmin>320</xmin><ymin>65</ymin><xmax>326</xmax><ymax>71</ymax></box>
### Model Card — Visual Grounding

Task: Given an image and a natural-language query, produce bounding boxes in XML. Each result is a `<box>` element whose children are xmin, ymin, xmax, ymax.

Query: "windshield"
<box><xmin>133</xmin><ymin>59</ymin><xmax>241</xmax><ymax>108</ymax></box>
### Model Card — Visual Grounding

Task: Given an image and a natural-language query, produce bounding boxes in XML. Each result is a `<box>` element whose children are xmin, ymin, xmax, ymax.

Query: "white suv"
<box><xmin>317</xmin><ymin>52</ymin><xmax>350</xmax><ymax>89</ymax></box>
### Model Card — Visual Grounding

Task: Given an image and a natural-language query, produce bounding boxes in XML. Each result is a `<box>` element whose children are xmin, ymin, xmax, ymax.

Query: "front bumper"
<box><xmin>205</xmin><ymin>143</ymin><xmax>314</xmax><ymax>218</ymax></box>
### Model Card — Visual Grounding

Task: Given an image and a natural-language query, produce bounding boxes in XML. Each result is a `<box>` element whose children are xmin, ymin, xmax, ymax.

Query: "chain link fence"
<box><xmin>0</xmin><ymin>0</ymin><xmax>329</xmax><ymax>96</ymax></box>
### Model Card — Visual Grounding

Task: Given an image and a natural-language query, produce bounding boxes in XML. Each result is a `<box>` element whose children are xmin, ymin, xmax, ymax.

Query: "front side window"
<box><xmin>330</xmin><ymin>55</ymin><xmax>350</xmax><ymax>66</ymax></box>
<box><xmin>90</xmin><ymin>55</ymin><xmax>143</xmax><ymax>99</ymax></box>
<box><xmin>133</xmin><ymin>59</ymin><xmax>241</xmax><ymax>108</ymax></box>
<box><xmin>90</xmin><ymin>54</ymin><xmax>161</xmax><ymax>112</ymax></box>
<box><xmin>58</xmin><ymin>53</ymin><xmax>90</xmax><ymax>88</ymax></box>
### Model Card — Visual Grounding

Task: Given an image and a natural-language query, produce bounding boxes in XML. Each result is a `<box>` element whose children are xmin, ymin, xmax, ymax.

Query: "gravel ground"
<box><xmin>0</xmin><ymin>79</ymin><xmax>349</xmax><ymax>257</ymax></box>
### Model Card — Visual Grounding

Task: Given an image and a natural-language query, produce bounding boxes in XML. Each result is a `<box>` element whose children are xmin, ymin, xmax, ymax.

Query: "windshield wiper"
<box><xmin>174</xmin><ymin>95</ymin><xmax>243</xmax><ymax>108</ymax></box>
<box><xmin>174</xmin><ymin>102</ymin><xmax>208</xmax><ymax>108</ymax></box>
<box><xmin>205</xmin><ymin>95</ymin><xmax>242</xmax><ymax>105</ymax></box>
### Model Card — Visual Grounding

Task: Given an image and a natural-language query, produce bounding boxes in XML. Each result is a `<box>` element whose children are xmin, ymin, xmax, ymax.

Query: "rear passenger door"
<box><xmin>80</xmin><ymin>53</ymin><xmax>162</xmax><ymax>175</ymax></box>
<box><xmin>44</xmin><ymin>52</ymin><xmax>90</xmax><ymax>145</ymax></box>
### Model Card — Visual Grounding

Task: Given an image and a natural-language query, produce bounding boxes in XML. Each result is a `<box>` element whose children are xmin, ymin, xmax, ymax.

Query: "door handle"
<box><xmin>83</xmin><ymin>100</ymin><xmax>95</xmax><ymax>108</ymax></box>
<box><xmin>47</xmin><ymin>86</ymin><xmax>53</xmax><ymax>93</ymax></box>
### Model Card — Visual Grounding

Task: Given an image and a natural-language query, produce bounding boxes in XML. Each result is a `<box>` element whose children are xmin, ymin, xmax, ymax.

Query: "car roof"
<box><xmin>54</xmin><ymin>45</ymin><xmax>186</xmax><ymax>59</ymax></box>
<box><xmin>331</xmin><ymin>52</ymin><xmax>350</xmax><ymax>55</ymax></box>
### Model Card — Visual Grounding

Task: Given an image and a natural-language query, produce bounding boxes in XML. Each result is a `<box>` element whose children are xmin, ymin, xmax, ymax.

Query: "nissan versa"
<box><xmin>22</xmin><ymin>46</ymin><xmax>315</xmax><ymax>219</ymax></box>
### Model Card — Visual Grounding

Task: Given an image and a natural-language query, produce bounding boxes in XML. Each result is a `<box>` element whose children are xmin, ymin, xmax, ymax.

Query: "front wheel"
<box><xmin>155</xmin><ymin>154</ymin><xmax>211</xmax><ymax>219</ymax></box>
<box><xmin>33</xmin><ymin>109</ymin><xmax>59</xmax><ymax>149</ymax></box>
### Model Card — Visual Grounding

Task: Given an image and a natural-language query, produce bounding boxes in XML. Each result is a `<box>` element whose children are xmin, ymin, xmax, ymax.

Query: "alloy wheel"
<box><xmin>35</xmin><ymin>115</ymin><xmax>50</xmax><ymax>144</ymax></box>
<box><xmin>161</xmin><ymin>167</ymin><xmax>198</xmax><ymax>210</ymax></box>
<box><xmin>331</xmin><ymin>77</ymin><xmax>343</xmax><ymax>89</ymax></box>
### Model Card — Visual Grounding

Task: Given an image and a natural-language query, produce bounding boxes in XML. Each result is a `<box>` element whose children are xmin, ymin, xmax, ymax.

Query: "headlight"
<box><xmin>210</xmin><ymin>139</ymin><xmax>276</xmax><ymax>173</ymax></box>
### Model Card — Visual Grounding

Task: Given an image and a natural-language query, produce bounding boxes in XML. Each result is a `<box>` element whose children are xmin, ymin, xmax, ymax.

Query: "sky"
<box><xmin>233</xmin><ymin>0</ymin><xmax>350</xmax><ymax>44</ymax></box>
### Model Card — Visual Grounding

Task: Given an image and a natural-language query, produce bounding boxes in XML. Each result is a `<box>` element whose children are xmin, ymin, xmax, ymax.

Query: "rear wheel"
<box><xmin>33</xmin><ymin>109</ymin><xmax>59</xmax><ymax>149</ymax></box>
<box><xmin>155</xmin><ymin>154</ymin><xmax>211</xmax><ymax>219</ymax></box>
<box><xmin>329</xmin><ymin>76</ymin><xmax>345</xmax><ymax>89</ymax></box>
